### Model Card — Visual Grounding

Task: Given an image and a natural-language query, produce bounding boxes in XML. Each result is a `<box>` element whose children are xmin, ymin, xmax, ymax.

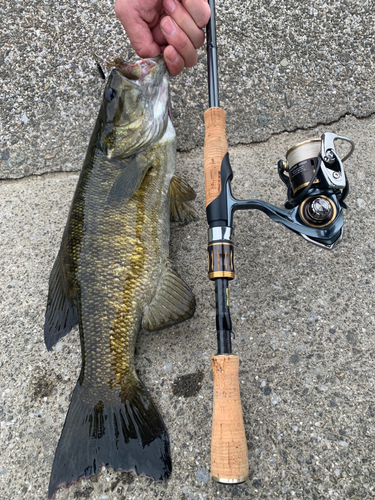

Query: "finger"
<box><xmin>114</xmin><ymin>2</ymin><xmax>161</xmax><ymax>58</ymax></box>
<box><xmin>151</xmin><ymin>15</ymin><xmax>168</xmax><ymax>47</ymax></box>
<box><xmin>161</xmin><ymin>16</ymin><xmax>198</xmax><ymax>68</ymax></box>
<box><xmin>182</xmin><ymin>0</ymin><xmax>211</xmax><ymax>29</ymax></box>
<box><xmin>163</xmin><ymin>0</ymin><xmax>205</xmax><ymax>49</ymax></box>
<box><xmin>164</xmin><ymin>45</ymin><xmax>185</xmax><ymax>77</ymax></box>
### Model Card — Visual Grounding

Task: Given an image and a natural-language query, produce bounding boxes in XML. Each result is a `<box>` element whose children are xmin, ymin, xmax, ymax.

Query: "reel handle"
<box><xmin>211</xmin><ymin>354</ymin><xmax>249</xmax><ymax>483</ymax></box>
<box><xmin>204</xmin><ymin>107</ymin><xmax>228</xmax><ymax>207</ymax></box>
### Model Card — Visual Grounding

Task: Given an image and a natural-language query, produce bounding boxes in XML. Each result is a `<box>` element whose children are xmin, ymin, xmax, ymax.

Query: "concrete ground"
<box><xmin>1</xmin><ymin>0</ymin><xmax>375</xmax><ymax>498</ymax></box>
<box><xmin>1</xmin><ymin>113</ymin><xmax>375</xmax><ymax>500</ymax></box>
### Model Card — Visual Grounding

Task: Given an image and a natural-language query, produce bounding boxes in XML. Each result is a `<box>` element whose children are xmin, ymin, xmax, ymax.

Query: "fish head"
<box><xmin>99</xmin><ymin>56</ymin><xmax>170</xmax><ymax>159</ymax></box>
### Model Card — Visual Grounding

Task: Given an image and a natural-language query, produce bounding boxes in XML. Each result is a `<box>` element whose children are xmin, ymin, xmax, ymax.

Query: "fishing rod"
<box><xmin>204</xmin><ymin>0</ymin><xmax>354</xmax><ymax>484</ymax></box>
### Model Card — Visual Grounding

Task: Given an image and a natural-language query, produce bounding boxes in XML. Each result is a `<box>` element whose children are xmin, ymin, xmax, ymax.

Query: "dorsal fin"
<box><xmin>168</xmin><ymin>176</ymin><xmax>198</xmax><ymax>223</ymax></box>
<box><xmin>168</xmin><ymin>175</ymin><xmax>196</xmax><ymax>202</ymax></box>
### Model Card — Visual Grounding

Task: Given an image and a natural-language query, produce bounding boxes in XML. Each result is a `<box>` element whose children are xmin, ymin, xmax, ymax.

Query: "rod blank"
<box><xmin>206</xmin><ymin>0</ymin><xmax>219</xmax><ymax>108</ymax></box>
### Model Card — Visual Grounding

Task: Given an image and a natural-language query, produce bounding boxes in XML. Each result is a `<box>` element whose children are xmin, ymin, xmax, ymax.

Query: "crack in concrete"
<box><xmin>1</xmin><ymin>111</ymin><xmax>374</xmax><ymax>184</ymax></box>
<box><xmin>231</xmin><ymin>110</ymin><xmax>375</xmax><ymax>148</ymax></box>
<box><xmin>0</xmin><ymin>170</ymin><xmax>79</xmax><ymax>184</ymax></box>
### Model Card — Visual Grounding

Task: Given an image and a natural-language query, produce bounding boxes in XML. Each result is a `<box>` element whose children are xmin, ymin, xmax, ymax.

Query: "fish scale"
<box><xmin>75</xmin><ymin>143</ymin><xmax>172</xmax><ymax>390</ymax></box>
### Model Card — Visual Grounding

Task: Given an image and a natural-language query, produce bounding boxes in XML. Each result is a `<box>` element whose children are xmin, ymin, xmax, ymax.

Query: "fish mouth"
<box><xmin>109</xmin><ymin>56</ymin><xmax>166</xmax><ymax>85</ymax></box>
<box><xmin>111</xmin><ymin>56</ymin><xmax>169</xmax><ymax>123</ymax></box>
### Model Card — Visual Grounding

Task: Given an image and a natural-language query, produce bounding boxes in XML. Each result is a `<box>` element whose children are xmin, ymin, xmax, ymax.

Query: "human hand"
<box><xmin>114</xmin><ymin>0</ymin><xmax>211</xmax><ymax>76</ymax></box>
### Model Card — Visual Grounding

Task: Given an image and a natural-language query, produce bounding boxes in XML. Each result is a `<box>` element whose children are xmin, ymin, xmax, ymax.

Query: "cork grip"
<box><xmin>204</xmin><ymin>107</ymin><xmax>228</xmax><ymax>207</ymax></box>
<box><xmin>211</xmin><ymin>355</ymin><xmax>249</xmax><ymax>483</ymax></box>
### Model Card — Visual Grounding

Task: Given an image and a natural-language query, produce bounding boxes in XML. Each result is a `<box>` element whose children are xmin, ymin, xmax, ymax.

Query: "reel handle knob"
<box><xmin>211</xmin><ymin>354</ymin><xmax>249</xmax><ymax>484</ymax></box>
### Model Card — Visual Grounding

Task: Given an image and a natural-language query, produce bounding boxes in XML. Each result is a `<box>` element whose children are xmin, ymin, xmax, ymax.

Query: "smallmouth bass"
<box><xmin>44</xmin><ymin>56</ymin><xmax>197</xmax><ymax>497</ymax></box>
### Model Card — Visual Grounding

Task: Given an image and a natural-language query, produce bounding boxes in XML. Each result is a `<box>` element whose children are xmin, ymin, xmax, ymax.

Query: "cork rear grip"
<box><xmin>204</xmin><ymin>107</ymin><xmax>228</xmax><ymax>207</ymax></box>
<box><xmin>211</xmin><ymin>355</ymin><xmax>249</xmax><ymax>483</ymax></box>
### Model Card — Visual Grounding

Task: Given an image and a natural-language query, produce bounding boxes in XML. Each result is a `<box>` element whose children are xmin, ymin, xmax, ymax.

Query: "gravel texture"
<box><xmin>1</xmin><ymin>113</ymin><xmax>375</xmax><ymax>499</ymax></box>
<box><xmin>1</xmin><ymin>0</ymin><xmax>375</xmax><ymax>177</ymax></box>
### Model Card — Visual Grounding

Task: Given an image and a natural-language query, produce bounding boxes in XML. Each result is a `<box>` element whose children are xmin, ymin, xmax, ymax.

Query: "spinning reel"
<box><xmin>207</xmin><ymin>132</ymin><xmax>355</xmax><ymax>256</ymax></box>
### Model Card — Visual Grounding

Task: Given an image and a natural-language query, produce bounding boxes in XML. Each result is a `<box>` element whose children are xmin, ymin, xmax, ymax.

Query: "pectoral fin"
<box><xmin>107</xmin><ymin>155</ymin><xmax>150</xmax><ymax>205</ymax></box>
<box><xmin>142</xmin><ymin>262</ymin><xmax>195</xmax><ymax>331</ymax></box>
<box><xmin>169</xmin><ymin>176</ymin><xmax>198</xmax><ymax>222</ymax></box>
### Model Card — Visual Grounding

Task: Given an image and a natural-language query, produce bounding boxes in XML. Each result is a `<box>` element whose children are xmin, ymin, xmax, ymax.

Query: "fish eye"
<box><xmin>105</xmin><ymin>88</ymin><xmax>116</xmax><ymax>102</ymax></box>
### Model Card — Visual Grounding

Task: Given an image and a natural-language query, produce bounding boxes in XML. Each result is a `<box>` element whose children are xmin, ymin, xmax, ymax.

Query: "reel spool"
<box><xmin>279</xmin><ymin>133</ymin><xmax>354</xmax><ymax>208</ymax></box>
<box><xmin>285</xmin><ymin>139</ymin><xmax>322</xmax><ymax>196</ymax></box>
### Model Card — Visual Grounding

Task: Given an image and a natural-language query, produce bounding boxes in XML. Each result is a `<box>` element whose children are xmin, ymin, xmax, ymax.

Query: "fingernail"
<box><xmin>164</xmin><ymin>0</ymin><xmax>176</xmax><ymax>14</ymax></box>
<box><xmin>161</xmin><ymin>17</ymin><xmax>176</xmax><ymax>36</ymax></box>
<box><xmin>166</xmin><ymin>47</ymin><xmax>179</xmax><ymax>63</ymax></box>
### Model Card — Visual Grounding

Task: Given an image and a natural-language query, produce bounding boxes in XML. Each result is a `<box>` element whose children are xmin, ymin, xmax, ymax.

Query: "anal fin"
<box><xmin>44</xmin><ymin>252</ymin><xmax>78</xmax><ymax>351</ymax></box>
<box><xmin>142</xmin><ymin>262</ymin><xmax>195</xmax><ymax>331</ymax></box>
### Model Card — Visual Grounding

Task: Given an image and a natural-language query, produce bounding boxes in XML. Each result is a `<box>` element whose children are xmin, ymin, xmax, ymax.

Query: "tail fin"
<box><xmin>48</xmin><ymin>378</ymin><xmax>171</xmax><ymax>498</ymax></box>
